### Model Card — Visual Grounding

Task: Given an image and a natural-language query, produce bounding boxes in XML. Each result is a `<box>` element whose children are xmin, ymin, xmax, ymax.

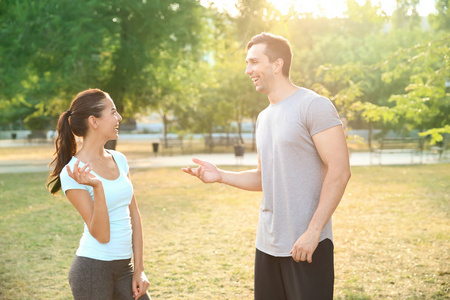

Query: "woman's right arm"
<box><xmin>65</xmin><ymin>161</ymin><xmax>110</xmax><ymax>243</ymax></box>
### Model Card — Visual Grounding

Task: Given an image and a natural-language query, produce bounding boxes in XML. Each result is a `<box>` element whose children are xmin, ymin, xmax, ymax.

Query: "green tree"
<box><xmin>366</xmin><ymin>34</ymin><xmax>450</xmax><ymax>143</ymax></box>
<box><xmin>221</xmin><ymin>0</ymin><xmax>277</xmax><ymax>147</ymax></box>
<box><xmin>429</xmin><ymin>0</ymin><xmax>450</xmax><ymax>30</ymax></box>
<box><xmin>283</xmin><ymin>0</ymin><xmax>390</xmax><ymax>146</ymax></box>
<box><xmin>392</xmin><ymin>0</ymin><xmax>421</xmax><ymax>30</ymax></box>
<box><xmin>318</xmin><ymin>30</ymin><xmax>449</xmax><ymax>144</ymax></box>
<box><xmin>0</xmin><ymin>0</ymin><xmax>205</xmax><ymax>143</ymax></box>
<box><xmin>0</xmin><ymin>0</ymin><xmax>110</xmax><ymax>132</ymax></box>
<box><xmin>174</xmin><ymin>0</ymin><xmax>275</xmax><ymax>151</ymax></box>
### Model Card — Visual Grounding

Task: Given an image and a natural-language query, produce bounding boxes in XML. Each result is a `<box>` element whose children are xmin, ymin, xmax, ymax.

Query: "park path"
<box><xmin>0</xmin><ymin>151</ymin><xmax>448</xmax><ymax>174</ymax></box>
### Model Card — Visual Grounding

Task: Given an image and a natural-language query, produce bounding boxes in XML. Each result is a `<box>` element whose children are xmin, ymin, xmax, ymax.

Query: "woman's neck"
<box><xmin>76</xmin><ymin>135</ymin><xmax>109</xmax><ymax>161</ymax></box>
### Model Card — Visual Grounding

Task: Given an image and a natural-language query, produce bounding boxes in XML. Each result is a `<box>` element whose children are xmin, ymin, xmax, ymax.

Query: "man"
<box><xmin>182</xmin><ymin>32</ymin><xmax>351</xmax><ymax>299</ymax></box>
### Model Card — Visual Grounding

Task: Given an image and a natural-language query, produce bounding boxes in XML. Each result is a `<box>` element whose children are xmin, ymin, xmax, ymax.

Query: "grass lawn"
<box><xmin>0</xmin><ymin>164</ymin><xmax>449</xmax><ymax>299</ymax></box>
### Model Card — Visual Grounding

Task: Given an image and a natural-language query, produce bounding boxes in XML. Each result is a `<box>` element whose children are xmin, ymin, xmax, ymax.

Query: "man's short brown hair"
<box><xmin>246</xmin><ymin>32</ymin><xmax>292</xmax><ymax>77</ymax></box>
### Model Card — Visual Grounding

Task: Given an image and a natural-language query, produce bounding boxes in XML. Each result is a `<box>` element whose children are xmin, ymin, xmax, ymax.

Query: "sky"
<box><xmin>200</xmin><ymin>0</ymin><xmax>437</xmax><ymax>18</ymax></box>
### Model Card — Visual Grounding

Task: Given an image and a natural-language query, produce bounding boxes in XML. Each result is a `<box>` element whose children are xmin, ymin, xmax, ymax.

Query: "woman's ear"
<box><xmin>88</xmin><ymin>115</ymin><xmax>98</xmax><ymax>129</ymax></box>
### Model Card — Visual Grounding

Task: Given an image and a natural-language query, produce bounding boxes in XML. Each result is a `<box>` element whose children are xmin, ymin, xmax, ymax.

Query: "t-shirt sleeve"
<box><xmin>60</xmin><ymin>165</ymin><xmax>88</xmax><ymax>195</ymax></box>
<box><xmin>306</xmin><ymin>96</ymin><xmax>342</xmax><ymax>136</ymax></box>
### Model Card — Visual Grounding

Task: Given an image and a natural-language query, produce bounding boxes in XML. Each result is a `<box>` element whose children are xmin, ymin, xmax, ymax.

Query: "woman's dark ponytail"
<box><xmin>47</xmin><ymin>88</ymin><xmax>107</xmax><ymax>194</ymax></box>
<box><xmin>47</xmin><ymin>110</ymin><xmax>77</xmax><ymax>194</ymax></box>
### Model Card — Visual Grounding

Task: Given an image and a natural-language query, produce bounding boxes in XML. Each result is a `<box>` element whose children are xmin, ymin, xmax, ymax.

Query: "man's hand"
<box><xmin>132</xmin><ymin>271</ymin><xmax>150</xmax><ymax>299</ymax></box>
<box><xmin>290</xmin><ymin>228</ymin><xmax>321</xmax><ymax>263</ymax></box>
<box><xmin>182</xmin><ymin>158</ymin><xmax>222</xmax><ymax>183</ymax></box>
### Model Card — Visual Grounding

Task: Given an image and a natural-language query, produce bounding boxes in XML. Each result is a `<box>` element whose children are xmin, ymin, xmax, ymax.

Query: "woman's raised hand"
<box><xmin>67</xmin><ymin>160</ymin><xmax>102</xmax><ymax>187</ymax></box>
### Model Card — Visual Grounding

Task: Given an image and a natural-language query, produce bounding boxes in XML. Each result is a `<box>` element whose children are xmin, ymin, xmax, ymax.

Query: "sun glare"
<box><xmin>200</xmin><ymin>0</ymin><xmax>436</xmax><ymax>18</ymax></box>
<box><xmin>271</xmin><ymin>0</ymin><xmax>355</xmax><ymax>18</ymax></box>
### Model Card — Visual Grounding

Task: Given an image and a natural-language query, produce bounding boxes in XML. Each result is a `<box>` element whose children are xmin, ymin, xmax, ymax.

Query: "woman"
<box><xmin>47</xmin><ymin>88</ymin><xmax>151</xmax><ymax>300</ymax></box>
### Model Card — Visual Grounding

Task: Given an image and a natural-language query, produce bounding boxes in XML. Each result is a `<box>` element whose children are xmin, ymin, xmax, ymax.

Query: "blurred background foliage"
<box><xmin>0</xmin><ymin>0</ymin><xmax>449</xmax><ymax>143</ymax></box>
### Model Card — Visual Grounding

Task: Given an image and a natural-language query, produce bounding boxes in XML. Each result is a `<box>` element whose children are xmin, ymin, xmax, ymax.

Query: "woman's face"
<box><xmin>95</xmin><ymin>95</ymin><xmax>123</xmax><ymax>140</ymax></box>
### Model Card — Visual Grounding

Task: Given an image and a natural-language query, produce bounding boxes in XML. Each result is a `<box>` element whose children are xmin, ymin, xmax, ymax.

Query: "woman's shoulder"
<box><xmin>107</xmin><ymin>149</ymin><xmax>127</xmax><ymax>161</ymax></box>
<box><xmin>107</xmin><ymin>149</ymin><xmax>129</xmax><ymax>172</ymax></box>
<box><xmin>61</xmin><ymin>156</ymin><xmax>79</xmax><ymax>173</ymax></box>
<box><xmin>60</xmin><ymin>156</ymin><xmax>75</xmax><ymax>172</ymax></box>
<box><xmin>59</xmin><ymin>157</ymin><xmax>88</xmax><ymax>190</ymax></box>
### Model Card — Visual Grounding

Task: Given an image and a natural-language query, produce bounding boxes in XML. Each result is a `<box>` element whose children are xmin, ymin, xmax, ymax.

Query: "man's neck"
<box><xmin>266</xmin><ymin>79</ymin><xmax>299</xmax><ymax>105</ymax></box>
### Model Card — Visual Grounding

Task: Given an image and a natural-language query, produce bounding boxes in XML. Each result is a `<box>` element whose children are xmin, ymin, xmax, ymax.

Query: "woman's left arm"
<box><xmin>128</xmin><ymin>173</ymin><xmax>150</xmax><ymax>299</ymax></box>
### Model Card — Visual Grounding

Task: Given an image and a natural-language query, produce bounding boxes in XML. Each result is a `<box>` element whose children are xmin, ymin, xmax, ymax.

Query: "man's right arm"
<box><xmin>182</xmin><ymin>156</ymin><xmax>262</xmax><ymax>192</ymax></box>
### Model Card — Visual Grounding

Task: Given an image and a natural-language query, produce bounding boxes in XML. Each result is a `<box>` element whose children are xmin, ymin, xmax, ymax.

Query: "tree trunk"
<box><xmin>104</xmin><ymin>14</ymin><xmax>131</xmax><ymax>151</ymax></box>
<box><xmin>237</xmin><ymin>120</ymin><xmax>244</xmax><ymax>144</ymax></box>
<box><xmin>162</xmin><ymin>113</ymin><xmax>169</xmax><ymax>148</ymax></box>
<box><xmin>105</xmin><ymin>140</ymin><xmax>117</xmax><ymax>150</ymax></box>
<box><xmin>251</xmin><ymin>116</ymin><xmax>257</xmax><ymax>151</ymax></box>
<box><xmin>208</xmin><ymin>126</ymin><xmax>213</xmax><ymax>153</ymax></box>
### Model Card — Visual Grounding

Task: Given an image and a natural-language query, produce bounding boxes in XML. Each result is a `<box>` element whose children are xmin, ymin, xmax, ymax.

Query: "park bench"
<box><xmin>159</xmin><ymin>137</ymin><xmax>183</xmax><ymax>154</ymax></box>
<box><xmin>204</xmin><ymin>136</ymin><xmax>240</xmax><ymax>149</ymax></box>
<box><xmin>27</xmin><ymin>131</ymin><xmax>49</xmax><ymax>144</ymax></box>
<box><xmin>429</xmin><ymin>135</ymin><xmax>449</xmax><ymax>160</ymax></box>
<box><xmin>372</xmin><ymin>137</ymin><xmax>424</xmax><ymax>165</ymax></box>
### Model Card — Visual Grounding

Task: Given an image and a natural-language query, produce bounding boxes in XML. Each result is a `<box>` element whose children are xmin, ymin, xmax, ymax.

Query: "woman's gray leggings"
<box><xmin>69</xmin><ymin>255</ymin><xmax>151</xmax><ymax>300</ymax></box>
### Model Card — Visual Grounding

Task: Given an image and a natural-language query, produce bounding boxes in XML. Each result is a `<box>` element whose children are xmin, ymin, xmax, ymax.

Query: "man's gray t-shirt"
<box><xmin>255</xmin><ymin>87</ymin><xmax>342</xmax><ymax>257</ymax></box>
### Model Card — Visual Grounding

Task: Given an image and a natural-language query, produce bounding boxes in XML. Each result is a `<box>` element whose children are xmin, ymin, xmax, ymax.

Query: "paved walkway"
<box><xmin>0</xmin><ymin>151</ymin><xmax>448</xmax><ymax>174</ymax></box>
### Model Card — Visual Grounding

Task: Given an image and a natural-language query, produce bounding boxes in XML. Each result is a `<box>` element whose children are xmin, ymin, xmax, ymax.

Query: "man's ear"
<box><xmin>88</xmin><ymin>115</ymin><xmax>98</xmax><ymax>129</ymax></box>
<box><xmin>273</xmin><ymin>58</ymin><xmax>284</xmax><ymax>74</ymax></box>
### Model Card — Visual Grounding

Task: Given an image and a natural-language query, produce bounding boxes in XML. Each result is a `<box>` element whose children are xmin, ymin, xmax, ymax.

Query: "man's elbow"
<box><xmin>251</xmin><ymin>186</ymin><xmax>263</xmax><ymax>192</ymax></box>
<box><xmin>329</xmin><ymin>163</ymin><xmax>351</xmax><ymax>181</ymax></box>
<box><xmin>332</xmin><ymin>164</ymin><xmax>351</xmax><ymax>184</ymax></box>
<box><xmin>342</xmin><ymin>168</ymin><xmax>351</xmax><ymax>183</ymax></box>
<box><xmin>251</xmin><ymin>180</ymin><xmax>263</xmax><ymax>192</ymax></box>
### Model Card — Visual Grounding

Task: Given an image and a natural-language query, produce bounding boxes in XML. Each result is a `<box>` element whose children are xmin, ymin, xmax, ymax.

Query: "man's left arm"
<box><xmin>290</xmin><ymin>124</ymin><xmax>351</xmax><ymax>263</ymax></box>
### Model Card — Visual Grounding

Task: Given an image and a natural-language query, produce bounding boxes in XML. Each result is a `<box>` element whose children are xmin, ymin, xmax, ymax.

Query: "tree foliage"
<box><xmin>0</xmin><ymin>0</ymin><xmax>204</xmax><ymax>129</ymax></box>
<box><xmin>1</xmin><ymin>0</ymin><xmax>448</xmax><ymax>146</ymax></box>
<box><xmin>303</xmin><ymin>0</ymin><xmax>449</xmax><ymax>143</ymax></box>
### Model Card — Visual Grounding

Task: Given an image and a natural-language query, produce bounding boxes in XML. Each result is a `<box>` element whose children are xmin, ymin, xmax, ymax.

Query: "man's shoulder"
<box><xmin>257</xmin><ymin>104</ymin><xmax>271</xmax><ymax>117</ymax></box>
<box><xmin>295</xmin><ymin>87</ymin><xmax>328</xmax><ymax>102</ymax></box>
<box><xmin>282</xmin><ymin>88</ymin><xmax>324</xmax><ymax>111</ymax></box>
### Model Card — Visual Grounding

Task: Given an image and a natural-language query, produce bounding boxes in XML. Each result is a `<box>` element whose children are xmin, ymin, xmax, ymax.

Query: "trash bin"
<box><xmin>234</xmin><ymin>145</ymin><xmax>245</xmax><ymax>157</ymax></box>
<box><xmin>11</xmin><ymin>133</ymin><xmax>17</xmax><ymax>140</ymax></box>
<box><xmin>152</xmin><ymin>142</ymin><xmax>159</xmax><ymax>156</ymax></box>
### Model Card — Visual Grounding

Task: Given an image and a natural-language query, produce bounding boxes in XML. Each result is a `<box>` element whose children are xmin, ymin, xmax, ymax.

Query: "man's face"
<box><xmin>245</xmin><ymin>43</ymin><xmax>276</xmax><ymax>94</ymax></box>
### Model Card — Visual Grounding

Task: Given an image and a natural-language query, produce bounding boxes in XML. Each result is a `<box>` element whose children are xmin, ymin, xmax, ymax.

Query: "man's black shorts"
<box><xmin>254</xmin><ymin>238</ymin><xmax>334</xmax><ymax>300</ymax></box>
